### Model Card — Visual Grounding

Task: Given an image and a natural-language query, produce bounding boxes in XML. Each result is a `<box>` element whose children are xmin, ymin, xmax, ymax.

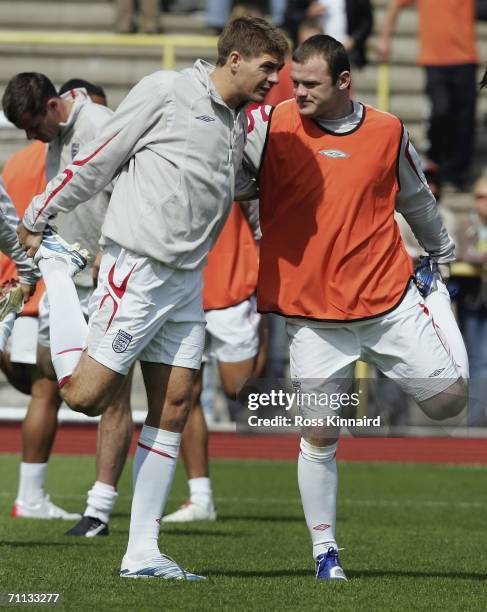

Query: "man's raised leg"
<box><xmin>60</xmin><ymin>352</ymin><xmax>125</xmax><ymax>417</ymax></box>
<box><xmin>37</xmin><ymin>257</ymin><xmax>87</xmax><ymax>385</ymax></box>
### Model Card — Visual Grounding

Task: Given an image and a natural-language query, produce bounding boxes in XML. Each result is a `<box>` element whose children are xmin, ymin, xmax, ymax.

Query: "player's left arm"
<box><xmin>395</xmin><ymin>129</ymin><xmax>455</xmax><ymax>269</ymax></box>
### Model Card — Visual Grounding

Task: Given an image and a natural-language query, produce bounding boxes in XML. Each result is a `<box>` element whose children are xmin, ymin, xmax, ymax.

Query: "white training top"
<box><xmin>23</xmin><ymin>61</ymin><xmax>247</xmax><ymax>271</ymax></box>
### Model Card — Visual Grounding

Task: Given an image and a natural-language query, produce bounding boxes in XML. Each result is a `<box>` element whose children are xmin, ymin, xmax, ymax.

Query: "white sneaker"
<box><xmin>11</xmin><ymin>495</ymin><xmax>82</xmax><ymax>520</ymax></box>
<box><xmin>162</xmin><ymin>501</ymin><xmax>217</xmax><ymax>523</ymax></box>
<box><xmin>34</xmin><ymin>226</ymin><xmax>89</xmax><ymax>277</ymax></box>
<box><xmin>120</xmin><ymin>554</ymin><xmax>206</xmax><ymax>580</ymax></box>
<box><xmin>0</xmin><ymin>280</ymin><xmax>24</xmax><ymax>321</ymax></box>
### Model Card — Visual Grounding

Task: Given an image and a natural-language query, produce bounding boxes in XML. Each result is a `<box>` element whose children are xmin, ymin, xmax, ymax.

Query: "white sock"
<box><xmin>16</xmin><ymin>462</ymin><xmax>47</xmax><ymax>504</ymax></box>
<box><xmin>124</xmin><ymin>426</ymin><xmax>181</xmax><ymax>564</ymax></box>
<box><xmin>188</xmin><ymin>477</ymin><xmax>214</xmax><ymax>510</ymax></box>
<box><xmin>298</xmin><ymin>439</ymin><xmax>338</xmax><ymax>560</ymax></box>
<box><xmin>0</xmin><ymin>311</ymin><xmax>17</xmax><ymax>353</ymax></box>
<box><xmin>425</xmin><ymin>280</ymin><xmax>469</xmax><ymax>379</ymax></box>
<box><xmin>85</xmin><ymin>481</ymin><xmax>118</xmax><ymax>524</ymax></box>
<box><xmin>38</xmin><ymin>258</ymin><xmax>88</xmax><ymax>383</ymax></box>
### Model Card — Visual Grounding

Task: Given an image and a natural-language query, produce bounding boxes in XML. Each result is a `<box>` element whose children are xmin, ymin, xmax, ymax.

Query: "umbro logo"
<box><xmin>429</xmin><ymin>368</ymin><xmax>445</xmax><ymax>378</ymax></box>
<box><xmin>196</xmin><ymin>115</ymin><xmax>215</xmax><ymax>122</ymax></box>
<box><xmin>319</xmin><ymin>149</ymin><xmax>350</xmax><ymax>159</ymax></box>
<box><xmin>313</xmin><ymin>523</ymin><xmax>331</xmax><ymax>531</ymax></box>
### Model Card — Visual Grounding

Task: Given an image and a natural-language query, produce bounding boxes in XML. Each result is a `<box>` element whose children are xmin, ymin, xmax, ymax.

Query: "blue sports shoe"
<box><xmin>120</xmin><ymin>554</ymin><xmax>206</xmax><ymax>581</ymax></box>
<box><xmin>414</xmin><ymin>256</ymin><xmax>442</xmax><ymax>298</ymax></box>
<box><xmin>315</xmin><ymin>547</ymin><xmax>347</xmax><ymax>581</ymax></box>
<box><xmin>34</xmin><ymin>225</ymin><xmax>89</xmax><ymax>277</ymax></box>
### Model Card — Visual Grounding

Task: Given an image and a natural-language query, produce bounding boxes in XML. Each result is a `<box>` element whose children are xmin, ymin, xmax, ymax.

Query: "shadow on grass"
<box><xmin>199</xmin><ymin>569</ymin><xmax>312</xmax><ymax>578</ymax></box>
<box><xmin>0</xmin><ymin>540</ymin><xmax>91</xmax><ymax>547</ymax></box>
<box><xmin>218</xmin><ymin>515</ymin><xmax>303</xmax><ymax>523</ymax></box>
<box><xmin>192</xmin><ymin>568</ymin><xmax>487</xmax><ymax>580</ymax></box>
<box><xmin>111</xmin><ymin>513</ymin><xmax>307</xmax><ymax>523</ymax></box>
<box><xmin>347</xmin><ymin>569</ymin><xmax>487</xmax><ymax>581</ymax></box>
<box><xmin>110</xmin><ymin>528</ymin><xmax>245</xmax><ymax>538</ymax></box>
<box><xmin>163</xmin><ymin>529</ymin><xmax>247</xmax><ymax>537</ymax></box>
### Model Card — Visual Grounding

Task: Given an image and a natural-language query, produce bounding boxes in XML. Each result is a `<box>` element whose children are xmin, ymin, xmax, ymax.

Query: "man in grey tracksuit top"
<box><xmin>16</xmin><ymin>17</ymin><xmax>288</xmax><ymax>579</ymax></box>
<box><xmin>24</xmin><ymin>63</ymin><xmax>247</xmax><ymax>269</ymax></box>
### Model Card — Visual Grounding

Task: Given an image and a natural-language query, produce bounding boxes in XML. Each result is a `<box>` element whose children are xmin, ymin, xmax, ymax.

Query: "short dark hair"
<box><xmin>2</xmin><ymin>73</ymin><xmax>57</xmax><ymax>125</ymax></box>
<box><xmin>292</xmin><ymin>35</ymin><xmax>351</xmax><ymax>85</ymax></box>
<box><xmin>216</xmin><ymin>16</ymin><xmax>289</xmax><ymax>66</ymax></box>
<box><xmin>59</xmin><ymin>79</ymin><xmax>107</xmax><ymax>101</ymax></box>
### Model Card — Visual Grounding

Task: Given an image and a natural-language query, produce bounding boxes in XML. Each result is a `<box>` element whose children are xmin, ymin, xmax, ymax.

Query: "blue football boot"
<box><xmin>315</xmin><ymin>547</ymin><xmax>347</xmax><ymax>581</ymax></box>
<box><xmin>414</xmin><ymin>256</ymin><xmax>441</xmax><ymax>297</ymax></box>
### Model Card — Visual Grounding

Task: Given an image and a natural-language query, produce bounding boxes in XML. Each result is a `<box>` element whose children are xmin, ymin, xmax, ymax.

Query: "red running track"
<box><xmin>1</xmin><ymin>422</ymin><xmax>486</xmax><ymax>464</ymax></box>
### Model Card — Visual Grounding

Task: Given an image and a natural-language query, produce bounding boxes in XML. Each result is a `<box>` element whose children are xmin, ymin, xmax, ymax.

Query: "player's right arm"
<box><xmin>377</xmin><ymin>0</ymin><xmax>407</xmax><ymax>63</ymax></box>
<box><xmin>21</xmin><ymin>73</ymin><xmax>173</xmax><ymax>236</ymax></box>
<box><xmin>0</xmin><ymin>179</ymin><xmax>40</xmax><ymax>293</ymax></box>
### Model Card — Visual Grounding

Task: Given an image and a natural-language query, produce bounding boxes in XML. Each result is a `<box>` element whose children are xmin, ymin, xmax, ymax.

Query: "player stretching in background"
<box><xmin>2</xmin><ymin>75</ymin><xmax>134</xmax><ymax>522</ymax></box>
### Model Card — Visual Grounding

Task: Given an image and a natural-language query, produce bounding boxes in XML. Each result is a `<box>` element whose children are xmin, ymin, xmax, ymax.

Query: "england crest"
<box><xmin>112</xmin><ymin>329</ymin><xmax>133</xmax><ymax>353</ymax></box>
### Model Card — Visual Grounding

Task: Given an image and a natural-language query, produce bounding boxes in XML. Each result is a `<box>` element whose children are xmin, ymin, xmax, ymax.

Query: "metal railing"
<box><xmin>0</xmin><ymin>31</ymin><xmax>393</xmax><ymax>110</ymax></box>
<box><xmin>0</xmin><ymin>31</ymin><xmax>219</xmax><ymax>70</ymax></box>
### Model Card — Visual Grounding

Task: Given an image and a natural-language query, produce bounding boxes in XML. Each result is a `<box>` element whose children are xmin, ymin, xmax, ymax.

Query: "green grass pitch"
<box><xmin>0</xmin><ymin>454</ymin><xmax>486</xmax><ymax>611</ymax></box>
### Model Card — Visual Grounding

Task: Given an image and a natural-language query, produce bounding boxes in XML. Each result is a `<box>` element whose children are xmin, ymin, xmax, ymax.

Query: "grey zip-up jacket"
<box><xmin>46</xmin><ymin>89</ymin><xmax>113</xmax><ymax>287</ymax></box>
<box><xmin>0</xmin><ymin>179</ymin><xmax>40</xmax><ymax>286</ymax></box>
<box><xmin>23</xmin><ymin>61</ymin><xmax>247</xmax><ymax>271</ymax></box>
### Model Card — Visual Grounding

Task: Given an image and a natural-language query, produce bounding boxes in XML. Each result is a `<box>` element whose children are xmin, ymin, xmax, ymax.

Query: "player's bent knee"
<box><xmin>61</xmin><ymin>381</ymin><xmax>104</xmax><ymax>418</ymax></box>
<box><xmin>63</xmin><ymin>391</ymin><xmax>102</xmax><ymax>417</ymax></box>
<box><xmin>419</xmin><ymin>378</ymin><xmax>467</xmax><ymax>421</ymax></box>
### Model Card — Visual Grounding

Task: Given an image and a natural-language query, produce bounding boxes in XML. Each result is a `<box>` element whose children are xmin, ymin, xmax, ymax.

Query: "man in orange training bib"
<box><xmin>239</xmin><ymin>34</ymin><xmax>468</xmax><ymax>581</ymax></box>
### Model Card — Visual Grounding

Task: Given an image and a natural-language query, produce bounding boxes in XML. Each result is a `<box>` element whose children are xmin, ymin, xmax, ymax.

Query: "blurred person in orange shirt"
<box><xmin>378</xmin><ymin>0</ymin><xmax>478</xmax><ymax>191</ymax></box>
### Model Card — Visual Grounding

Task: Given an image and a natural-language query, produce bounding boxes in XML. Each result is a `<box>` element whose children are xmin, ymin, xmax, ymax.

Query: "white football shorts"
<box><xmin>8</xmin><ymin>316</ymin><xmax>39</xmax><ymax>364</ymax></box>
<box><xmin>204</xmin><ymin>296</ymin><xmax>260</xmax><ymax>363</ymax></box>
<box><xmin>86</xmin><ymin>243</ymin><xmax>206</xmax><ymax>375</ymax></box>
<box><xmin>287</xmin><ymin>281</ymin><xmax>459</xmax><ymax>405</ymax></box>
